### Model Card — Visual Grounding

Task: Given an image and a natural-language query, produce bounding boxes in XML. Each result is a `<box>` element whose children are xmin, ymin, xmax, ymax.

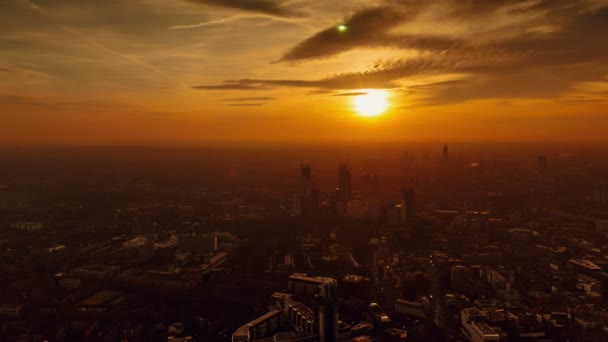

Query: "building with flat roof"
<box><xmin>395</xmin><ymin>298</ymin><xmax>430</xmax><ymax>320</ymax></box>
<box><xmin>287</xmin><ymin>273</ymin><xmax>337</xmax><ymax>297</ymax></box>
<box><xmin>12</xmin><ymin>222</ymin><xmax>44</xmax><ymax>231</ymax></box>
<box><xmin>232</xmin><ymin>309</ymin><xmax>282</xmax><ymax>342</ymax></box>
<box><xmin>72</xmin><ymin>264</ymin><xmax>120</xmax><ymax>282</ymax></box>
<box><xmin>178</xmin><ymin>234</ymin><xmax>218</xmax><ymax>253</ymax></box>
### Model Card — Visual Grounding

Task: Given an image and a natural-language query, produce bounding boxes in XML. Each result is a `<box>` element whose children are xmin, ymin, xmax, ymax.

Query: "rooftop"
<box><xmin>288</xmin><ymin>273</ymin><xmax>336</xmax><ymax>285</ymax></box>
<box><xmin>569</xmin><ymin>259</ymin><xmax>601</xmax><ymax>271</ymax></box>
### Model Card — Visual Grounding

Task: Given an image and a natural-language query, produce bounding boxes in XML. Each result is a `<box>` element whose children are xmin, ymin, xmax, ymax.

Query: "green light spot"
<box><xmin>337</xmin><ymin>24</ymin><xmax>347</xmax><ymax>32</ymax></box>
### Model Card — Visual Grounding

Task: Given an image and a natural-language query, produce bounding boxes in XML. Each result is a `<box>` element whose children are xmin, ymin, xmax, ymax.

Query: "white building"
<box><xmin>12</xmin><ymin>222</ymin><xmax>44</xmax><ymax>231</ymax></box>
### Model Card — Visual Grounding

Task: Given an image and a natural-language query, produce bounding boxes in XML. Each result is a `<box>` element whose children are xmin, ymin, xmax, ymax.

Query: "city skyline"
<box><xmin>2</xmin><ymin>0</ymin><xmax>608</xmax><ymax>144</ymax></box>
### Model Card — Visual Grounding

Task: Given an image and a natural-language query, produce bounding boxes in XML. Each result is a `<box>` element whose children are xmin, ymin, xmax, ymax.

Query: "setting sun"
<box><xmin>353</xmin><ymin>90</ymin><xmax>389</xmax><ymax>117</ymax></box>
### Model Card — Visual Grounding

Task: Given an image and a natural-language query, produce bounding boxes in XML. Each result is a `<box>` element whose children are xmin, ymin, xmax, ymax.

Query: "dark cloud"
<box><xmin>224</xmin><ymin>97</ymin><xmax>276</xmax><ymax>101</ymax></box>
<box><xmin>185</xmin><ymin>0</ymin><xmax>299</xmax><ymax>17</ymax></box>
<box><xmin>226</xmin><ymin>103</ymin><xmax>266</xmax><ymax>107</ymax></box>
<box><xmin>280</xmin><ymin>7</ymin><xmax>406</xmax><ymax>62</ymax></box>
<box><xmin>196</xmin><ymin>0</ymin><xmax>608</xmax><ymax>104</ymax></box>
<box><xmin>332</xmin><ymin>92</ymin><xmax>368</xmax><ymax>97</ymax></box>
<box><xmin>278</xmin><ymin>0</ymin><xmax>603</xmax><ymax>63</ymax></box>
<box><xmin>279</xmin><ymin>7</ymin><xmax>462</xmax><ymax>62</ymax></box>
<box><xmin>192</xmin><ymin>82</ymin><xmax>270</xmax><ymax>90</ymax></box>
<box><xmin>195</xmin><ymin>58</ymin><xmax>453</xmax><ymax>91</ymax></box>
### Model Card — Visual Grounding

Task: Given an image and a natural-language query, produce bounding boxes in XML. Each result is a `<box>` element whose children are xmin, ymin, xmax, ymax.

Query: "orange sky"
<box><xmin>1</xmin><ymin>0</ymin><xmax>608</xmax><ymax>145</ymax></box>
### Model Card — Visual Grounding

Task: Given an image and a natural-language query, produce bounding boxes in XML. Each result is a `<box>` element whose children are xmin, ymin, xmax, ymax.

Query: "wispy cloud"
<box><xmin>226</xmin><ymin>103</ymin><xmax>266</xmax><ymax>107</ymax></box>
<box><xmin>196</xmin><ymin>0</ymin><xmax>608</xmax><ymax>105</ymax></box>
<box><xmin>184</xmin><ymin>0</ymin><xmax>301</xmax><ymax>18</ymax></box>
<box><xmin>169</xmin><ymin>13</ymin><xmax>306</xmax><ymax>30</ymax></box>
<box><xmin>224</xmin><ymin>97</ymin><xmax>276</xmax><ymax>101</ymax></box>
<box><xmin>17</xmin><ymin>0</ymin><xmax>164</xmax><ymax>75</ymax></box>
<box><xmin>332</xmin><ymin>92</ymin><xmax>367</xmax><ymax>97</ymax></box>
<box><xmin>278</xmin><ymin>7</ymin><xmax>459</xmax><ymax>62</ymax></box>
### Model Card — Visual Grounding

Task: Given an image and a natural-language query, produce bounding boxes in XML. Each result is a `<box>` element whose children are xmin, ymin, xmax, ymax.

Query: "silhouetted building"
<box><xmin>301</xmin><ymin>163</ymin><xmax>313</xmax><ymax>197</ymax></box>
<box><xmin>451</xmin><ymin>265</ymin><xmax>471</xmax><ymax>293</ymax></box>
<box><xmin>287</xmin><ymin>274</ymin><xmax>339</xmax><ymax>342</ymax></box>
<box><xmin>537</xmin><ymin>155</ymin><xmax>547</xmax><ymax>175</ymax></box>
<box><xmin>400</xmin><ymin>188</ymin><xmax>416</xmax><ymax>228</ymax></box>
<box><xmin>395</xmin><ymin>298</ymin><xmax>430</xmax><ymax>320</ymax></box>
<box><xmin>595</xmin><ymin>182</ymin><xmax>608</xmax><ymax>204</ymax></box>
<box><xmin>178</xmin><ymin>234</ymin><xmax>218</xmax><ymax>253</ymax></box>
<box><xmin>443</xmin><ymin>144</ymin><xmax>449</xmax><ymax>161</ymax></box>
<box><xmin>316</xmin><ymin>280</ymin><xmax>339</xmax><ymax>342</ymax></box>
<box><xmin>338</xmin><ymin>163</ymin><xmax>352</xmax><ymax>201</ymax></box>
<box><xmin>232</xmin><ymin>310</ymin><xmax>282</xmax><ymax>342</ymax></box>
<box><xmin>295</xmin><ymin>163</ymin><xmax>318</xmax><ymax>217</ymax></box>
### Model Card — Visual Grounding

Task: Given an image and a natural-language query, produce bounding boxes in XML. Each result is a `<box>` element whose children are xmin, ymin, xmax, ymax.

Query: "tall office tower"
<box><xmin>301</xmin><ymin>163</ymin><xmax>312</xmax><ymax>196</ymax></box>
<box><xmin>400</xmin><ymin>150</ymin><xmax>416</xmax><ymax>187</ymax></box>
<box><xmin>401</xmin><ymin>188</ymin><xmax>416</xmax><ymax>227</ymax></box>
<box><xmin>451</xmin><ymin>265</ymin><xmax>471</xmax><ymax>293</ymax></box>
<box><xmin>338</xmin><ymin>163</ymin><xmax>352</xmax><ymax>201</ymax></box>
<box><xmin>595</xmin><ymin>182</ymin><xmax>608</xmax><ymax>204</ymax></box>
<box><xmin>443</xmin><ymin>144</ymin><xmax>449</xmax><ymax>161</ymax></box>
<box><xmin>295</xmin><ymin>164</ymin><xmax>317</xmax><ymax>217</ymax></box>
<box><xmin>537</xmin><ymin>155</ymin><xmax>547</xmax><ymax>175</ymax></box>
<box><xmin>316</xmin><ymin>280</ymin><xmax>339</xmax><ymax>342</ymax></box>
<box><xmin>288</xmin><ymin>274</ymin><xmax>339</xmax><ymax>342</ymax></box>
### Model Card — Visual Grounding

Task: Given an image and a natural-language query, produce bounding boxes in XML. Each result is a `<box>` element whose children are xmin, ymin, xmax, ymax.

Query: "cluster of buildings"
<box><xmin>232</xmin><ymin>274</ymin><xmax>345</xmax><ymax>342</ymax></box>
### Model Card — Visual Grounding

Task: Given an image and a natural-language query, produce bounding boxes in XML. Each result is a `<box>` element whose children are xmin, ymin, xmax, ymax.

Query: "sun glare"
<box><xmin>353</xmin><ymin>90</ymin><xmax>389</xmax><ymax>117</ymax></box>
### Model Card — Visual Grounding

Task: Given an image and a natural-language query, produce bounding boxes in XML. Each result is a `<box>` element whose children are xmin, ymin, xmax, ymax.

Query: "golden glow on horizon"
<box><xmin>353</xmin><ymin>90</ymin><xmax>389</xmax><ymax>117</ymax></box>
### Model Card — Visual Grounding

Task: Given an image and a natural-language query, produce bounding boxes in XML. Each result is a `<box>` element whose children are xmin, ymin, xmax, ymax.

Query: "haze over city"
<box><xmin>2</xmin><ymin>1</ymin><xmax>608</xmax><ymax>342</ymax></box>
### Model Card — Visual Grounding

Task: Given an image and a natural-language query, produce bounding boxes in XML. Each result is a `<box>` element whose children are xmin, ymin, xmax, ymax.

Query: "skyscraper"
<box><xmin>537</xmin><ymin>155</ymin><xmax>547</xmax><ymax>175</ymax></box>
<box><xmin>316</xmin><ymin>279</ymin><xmax>339</xmax><ymax>342</ymax></box>
<box><xmin>294</xmin><ymin>163</ymin><xmax>317</xmax><ymax>217</ymax></box>
<box><xmin>595</xmin><ymin>182</ymin><xmax>608</xmax><ymax>204</ymax></box>
<box><xmin>301</xmin><ymin>163</ymin><xmax>312</xmax><ymax>196</ymax></box>
<box><xmin>401</xmin><ymin>188</ymin><xmax>416</xmax><ymax>227</ymax></box>
<box><xmin>288</xmin><ymin>274</ymin><xmax>339</xmax><ymax>342</ymax></box>
<box><xmin>338</xmin><ymin>163</ymin><xmax>352</xmax><ymax>201</ymax></box>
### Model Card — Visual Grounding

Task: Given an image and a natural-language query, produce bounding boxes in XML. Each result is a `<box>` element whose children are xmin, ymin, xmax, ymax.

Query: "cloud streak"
<box><xmin>332</xmin><ymin>92</ymin><xmax>368</xmax><ymax>97</ymax></box>
<box><xmin>185</xmin><ymin>0</ymin><xmax>300</xmax><ymax>18</ymax></box>
<box><xmin>224</xmin><ymin>97</ymin><xmax>276</xmax><ymax>102</ymax></box>
<box><xmin>278</xmin><ymin>7</ymin><xmax>462</xmax><ymax>62</ymax></box>
<box><xmin>196</xmin><ymin>0</ymin><xmax>608</xmax><ymax>105</ymax></box>
<box><xmin>17</xmin><ymin>0</ymin><xmax>165</xmax><ymax>75</ymax></box>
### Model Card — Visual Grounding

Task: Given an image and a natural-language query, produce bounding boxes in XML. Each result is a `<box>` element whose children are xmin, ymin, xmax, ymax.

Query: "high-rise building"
<box><xmin>338</xmin><ymin>163</ymin><xmax>352</xmax><ymax>201</ymax></box>
<box><xmin>287</xmin><ymin>274</ymin><xmax>339</xmax><ymax>342</ymax></box>
<box><xmin>301</xmin><ymin>163</ymin><xmax>312</xmax><ymax>197</ymax></box>
<box><xmin>294</xmin><ymin>164</ymin><xmax>318</xmax><ymax>217</ymax></box>
<box><xmin>537</xmin><ymin>155</ymin><xmax>547</xmax><ymax>175</ymax></box>
<box><xmin>443</xmin><ymin>144</ymin><xmax>449</xmax><ymax>161</ymax></box>
<box><xmin>594</xmin><ymin>182</ymin><xmax>608</xmax><ymax>203</ymax></box>
<box><xmin>316</xmin><ymin>279</ymin><xmax>339</xmax><ymax>342</ymax></box>
<box><xmin>451</xmin><ymin>265</ymin><xmax>471</xmax><ymax>293</ymax></box>
<box><xmin>178</xmin><ymin>234</ymin><xmax>218</xmax><ymax>253</ymax></box>
<box><xmin>231</xmin><ymin>310</ymin><xmax>282</xmax><ymax>342</ymax></box>
<box><xmin>401</xmin><ymin>188</ymin><xmax>416</xmax><ymax>227</ymax></box>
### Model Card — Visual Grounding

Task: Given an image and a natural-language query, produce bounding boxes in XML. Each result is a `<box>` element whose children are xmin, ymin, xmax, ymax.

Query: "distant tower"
<box><xmin>537</xmin><ymin>155</ymin><xmax>547</xmax><ymax>175</ymax></box>
<box><xmin>401</xmin><ymin>188</ymin><xmax>416</xmax><ymax>227</ymax></box>
<box><xmin>338</xmin><ymin>163</ymin><xmax>352</xmax><ymax>201</ymax></box>
<box><xmin>295</xmin><ymin>163</ymin><xmax>317</xmax><ymax>217</ymax></box>
<box><xmin>301</xmin><ymin>163</ymin><xmax>312</xmax><ymax>196</ymax></box>
<box><xmin>443</xmin><ymin>144</ymin><xmax>449</xmax><ymax>161</ymax></box>
<box><xmin>595</xmin><ymin>182</ymin><xmax>608</xmax><ymax>204</ymax></box>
